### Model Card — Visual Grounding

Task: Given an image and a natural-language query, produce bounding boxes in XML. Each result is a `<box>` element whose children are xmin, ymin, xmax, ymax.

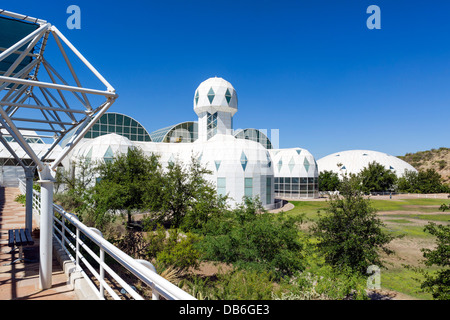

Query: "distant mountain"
<box><xmin>397</xmin><ymin>147</ymin><xmax>450</xmax><ymax>183</ymax></box>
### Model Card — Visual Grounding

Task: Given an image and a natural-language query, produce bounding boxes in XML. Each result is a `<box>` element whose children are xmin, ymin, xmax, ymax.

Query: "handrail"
<box><xmin>18</xmin><ymin>179</ymin><xmax>196</xmax><ymax>300</ymax></box>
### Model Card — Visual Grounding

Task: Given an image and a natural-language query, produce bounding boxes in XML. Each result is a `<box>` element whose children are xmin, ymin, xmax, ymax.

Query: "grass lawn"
<box><xmin>286</xmin><ymin>196</ymin><xmax>449</xmax><ymax>300</ymax></box>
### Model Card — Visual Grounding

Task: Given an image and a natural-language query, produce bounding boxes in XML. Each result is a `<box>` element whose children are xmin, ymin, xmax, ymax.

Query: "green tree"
<box><xmin>199</xmin><ymin>197</ymin><xmax>307</xmax><ymax>278</ymax></box>
<box><xmin>92</xmin><ymin>147</ymin><xmax>162</xmax><ymax>227</ymax></box>
<box><xmin>318</xmin><ymin>170</ymin><xmax>340</xmax><ymax>192</ymax></box>
<box><xmin>311</xmin><ymin>175</ymin><xmax>396</xmax><ymax>274</ymax></box>
<box><xmin>358</xmin><ymin>161</ymin><xmax>397</xmax><ymax>193</ymax></box>
<box><xmin>397</xmin><ymin>168</ymin><xmax>449</xmax><ymax>193</ymax></box>
<box><xmin>146</xmin><ymin>155</ymin><xmax>226</xmax><ymax>230</ymax></box>
<box><xmin>417</xmin><ymin>223</ymin><xmax>450</xmax><ymax>300</ymax></box>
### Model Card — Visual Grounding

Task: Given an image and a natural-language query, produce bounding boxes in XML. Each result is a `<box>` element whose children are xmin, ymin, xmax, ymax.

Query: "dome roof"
<box><xmin>317</xmin><ymin>149</ymin><xmax>417</xmax><ymax>178</ymax></box>
<box><xmin>268</xmin><ymin>148</ymin><xmax>318</xmax><ymax>177</ymax></box>
<box><xmin>193</xmin><ymin>77</ymin><xmax>237</xmax><ymax>116</ymax></box>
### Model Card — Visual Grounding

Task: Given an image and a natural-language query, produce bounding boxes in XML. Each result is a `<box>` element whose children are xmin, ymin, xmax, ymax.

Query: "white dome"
<box><xmin>268</xmin><ymin>148</ymin><xmax>318</xmax><ymax>177</ymax></box>
<box><xmin>317</xmin><ymin>149</ymin><xmax>417</xmax><ymax>178</ymax></box>
<box><xmin>193</xmin><ymin>77</ymin><xmax>237</xmax><ymax>116</ymax></box>
<box><xmin>74</xmin><ymin>133</ymin><xmax>134</xmax><ymax>162</ymax></box>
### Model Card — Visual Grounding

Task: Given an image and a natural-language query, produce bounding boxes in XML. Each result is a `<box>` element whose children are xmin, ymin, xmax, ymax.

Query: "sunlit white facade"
<box><xmin>1</xmin><ymin>77</ymin><xmax>322</xmax><ymax>208</ymax></box>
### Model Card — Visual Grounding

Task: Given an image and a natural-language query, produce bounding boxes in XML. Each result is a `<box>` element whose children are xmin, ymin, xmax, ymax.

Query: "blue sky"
<box><xmin>4</xmin><ymin>0</ymin><xmax>450</xmax><ymax>159</ymax></box>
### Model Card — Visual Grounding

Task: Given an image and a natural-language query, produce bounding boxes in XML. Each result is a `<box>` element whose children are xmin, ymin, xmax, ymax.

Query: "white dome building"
<box><xmin>268</xmin><ymin>148</ymin><xmax>319</xmax><ymax>199</ymax></box>
<box><xmin>317</xmin><ymin>150</ymin><xmax>417</xmax><ymax>178</ymax></box>
<box><xmin>1</xmin><ymin>76</ymin><xmax>320</xmax><ymax>208</ymax></box>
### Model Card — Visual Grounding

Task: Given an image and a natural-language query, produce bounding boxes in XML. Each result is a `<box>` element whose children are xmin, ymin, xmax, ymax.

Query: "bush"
<box><xmin>146</xmin><ymin>224</ymin><xmax>201</xmax><ymax>274</ymax></box>
<box><xmin>311</xmin><ymin>175</ymin><xmax>396</xmax><ymax>274</ymax></box>
<box><xmin>274</xmin><ymin>265</ymin><xmax>368</xmax><ymax>300</ymax></box>
<box><xmin>198</xmin><ymin>197</ymin><xmax>307</xmax><ymax>278</ymax></box>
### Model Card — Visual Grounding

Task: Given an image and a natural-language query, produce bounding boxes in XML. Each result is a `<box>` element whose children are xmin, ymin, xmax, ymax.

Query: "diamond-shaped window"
<box><xmin>207</xmin><ymin>88</ymin><xmax>215</xmax><ymax>104</ymax></box>
<box><xmin>240</xmin><ymin>151</ymin><xmax>248</xmax><ymax>171</ymax></box>
<box><xmin>103</xmin><ymin>146</ymin><xmax>114</xmax><ymax>163</ymax></box>
<box><xmin>225</xmin><ymin>88</ymin><xmax>232</xmax><ymax>104</ymax></box>
<box><xmin>277</xmin><ymin>159</ymin><xmax>283</xmax><ymax>172</ymax></box>
<box><xmin>304</xmin><ymin>158</ymin><xmax>310</xmax><ymax>172</ymax></box>
<box><xmin>195</xmin><ymin>90</ymin><xmax>199</xmax><ymax>106</ymax></box>
<box><xmin>288</xmin><ymin>157</ymin><xmax>295</xmax><ymax>172</ymax></box>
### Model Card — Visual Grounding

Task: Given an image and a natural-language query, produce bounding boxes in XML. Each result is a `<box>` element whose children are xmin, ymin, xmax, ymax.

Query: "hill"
<box><xmin>397</xmin><ymin>147</ymin><xmax>450</xmax><ymax>183</ymax></box>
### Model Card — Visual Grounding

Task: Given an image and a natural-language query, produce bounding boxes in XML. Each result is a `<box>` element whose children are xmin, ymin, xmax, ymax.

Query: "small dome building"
<box><xmin>317</xmin><ymin>149</ymin><xmax>417</xmax><ymax>178</ymax></box>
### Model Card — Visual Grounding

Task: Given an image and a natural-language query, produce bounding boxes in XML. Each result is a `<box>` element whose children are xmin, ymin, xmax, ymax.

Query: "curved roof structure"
<box><xmin>234</xmin><ymin>128</ymin><xmax>273</xmax><ymax>149</ymax></box>
<box><xmin>60</xmin><ymin>112</ymin><xmax>151</xmax><ymax>147</ymax></box>
<box><xmin>149</xmin><ymin>121</ymin><xmax>198</xmax><ymax>143</ymax></box>
<box><xmin>317</xmin><ymin>150</ymin><xmax>417</xmax><ymax>178</ymax></box>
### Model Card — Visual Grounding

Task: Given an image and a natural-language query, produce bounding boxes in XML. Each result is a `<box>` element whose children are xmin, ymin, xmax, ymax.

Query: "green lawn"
<box><xmin>286</xmin><ymin>197</ymin><xmax>449</xmax><ymax>300</ymax></box>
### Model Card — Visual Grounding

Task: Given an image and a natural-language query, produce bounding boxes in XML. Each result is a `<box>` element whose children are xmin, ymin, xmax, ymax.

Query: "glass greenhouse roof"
<box><xmin>234</xmin><ymin>128</ymin><xmax>273</xmax><ymax>149</ymax></box>
<box><xmin>149</xmin><ymin>121</ymin><xmax>198</xmax><ymax>143</ymax></box>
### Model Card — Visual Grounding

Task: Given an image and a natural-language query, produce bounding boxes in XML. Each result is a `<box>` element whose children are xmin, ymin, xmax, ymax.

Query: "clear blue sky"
<box><xmin>4</xmin><ymin>0</ymin><xmax>450</xmax><ymax>159</ymax></box>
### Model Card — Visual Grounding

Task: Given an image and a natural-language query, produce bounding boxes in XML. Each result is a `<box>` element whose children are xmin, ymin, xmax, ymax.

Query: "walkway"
<box><xmin>0</xmin><ymin>187</ymin><xmax>79</xmax><ymax>300</ymax></box>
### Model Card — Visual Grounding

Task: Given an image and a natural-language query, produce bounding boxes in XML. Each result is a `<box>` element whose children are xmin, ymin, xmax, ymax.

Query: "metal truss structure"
<box><xmin>0</xmin><ymin>9</ymin><xmax>117</xmax><ymax>289</ymax></box>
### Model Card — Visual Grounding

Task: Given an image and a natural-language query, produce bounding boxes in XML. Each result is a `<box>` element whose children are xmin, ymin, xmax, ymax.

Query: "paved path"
<box><xmin>0</xmin><ymin>187</ymin><xmax>79</xmax><ymax>300</ymax></box>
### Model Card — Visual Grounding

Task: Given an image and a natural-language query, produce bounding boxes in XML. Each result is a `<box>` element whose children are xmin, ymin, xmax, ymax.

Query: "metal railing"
<box><xmin>18</xmin><ymin>179</ymin><xmax>196</xmax><ymax>300</ymax></box>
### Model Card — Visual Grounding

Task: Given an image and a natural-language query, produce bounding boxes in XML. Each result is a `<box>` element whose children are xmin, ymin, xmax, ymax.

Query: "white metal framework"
<box><xmin>0</xmin><ymin>9</ymin><xmax>117</xmax><ymax>289</ymax></box>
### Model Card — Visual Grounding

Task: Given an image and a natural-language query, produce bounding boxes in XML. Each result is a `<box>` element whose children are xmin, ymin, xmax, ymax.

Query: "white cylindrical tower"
<box><xmin>193</xmin><ymin>77</ymin><xmax>237</xmax><ymax>142</ymax></box>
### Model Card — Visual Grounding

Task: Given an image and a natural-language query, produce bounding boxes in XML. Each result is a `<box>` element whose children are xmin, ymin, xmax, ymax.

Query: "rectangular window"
<box><xmin>217</xmin><ymin>178</ymin><xmax>226</xmax><ymax>197</ymax></box>
<box><xmin>244</xmin><ymin>178</ymin><xmax>253</xmax><ymax>198</ymax></box>
<box><xmin>266</xmin><ymin>177</ymin><xmax>272</xmax><ymax>204</ymax></box>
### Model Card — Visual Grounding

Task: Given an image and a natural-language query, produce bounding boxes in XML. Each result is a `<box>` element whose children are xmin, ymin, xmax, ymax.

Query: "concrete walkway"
<box><xmin>0</xmin><ymin>187</ymin><xmax>79</xmax><ymax>300</ymax></box>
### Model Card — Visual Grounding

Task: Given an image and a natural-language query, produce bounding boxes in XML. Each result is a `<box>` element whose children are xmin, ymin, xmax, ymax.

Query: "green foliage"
<box><xmin>418</xmin><ymin>223</ymin><xmax>450</xmax><ymax>300</ymax></box>
<box><xmin>440</xmin><ymin>204</ymin><xmax>450</xmax><ymax>212</ymax></box>
<box><xmin>184</xmin><ymin>269</ymin><xmax>276</xmax><ymax>300</ymax></box>
<box><xmin>397</xmin><ymin>168</ymin><xmax>449</xmax><ymax>193</ymax></box>
<box><xmin>146</xmin><ymin>224</ymin><xmax>201</xmax><ymax>273</ymax></box>
<box><xmin>358</xmin><ymin>161</ymin><xmax>397</xmax><ymax>193</ymax></box>
<box><xmin>93</xmin><ymin>148</ymin><xmax>162</xmax><ymax>225</ymax></box>
<box><xmin>146</xmin><ymin>155</ymin><xmax>227</xmax><ymax>230</ymax></box>
<box><xmin>198</xmin><ymin>197</ymin><xmax>307</xmax><ymax>278</ymax></box>
<box><xmin>311</xmin><ymin>176</ymin><xmax>396</xmax><ymax>274</ymax></box>
<box><xmin>275</xmin><ymin>265</ymin><xmax>368</xmax><ymax>300</ymax></box>
<box><xmin>318</xmin><ymin>170</ymin><xmax>340</xmax><ymax>192</ymax></box>
<box><xmin>14</xmin><ymin>193</ymin><xmax>26</xmax><ymax>205</ymax></box>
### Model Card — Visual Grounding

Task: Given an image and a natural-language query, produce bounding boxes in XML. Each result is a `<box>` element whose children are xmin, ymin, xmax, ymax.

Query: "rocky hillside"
<box><xmin>397</xmin><ymin>147</ymin><xmax>450</xmax><ymax>183</ymax></box>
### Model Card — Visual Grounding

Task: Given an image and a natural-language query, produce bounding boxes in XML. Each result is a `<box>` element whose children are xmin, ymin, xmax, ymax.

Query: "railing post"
<box><xmin>38</xmin><ymin>169</ymin><xmax>55</xmax><ymax>290</ymax></box>
<box><xmin>24</xmin><ymin>168</ymin><xmax>34</xmax><ymax>232</ymax></box>
<box><xmin>136</xmin><ymin>259</ymin><xmax>160</xmax><ymax>300</ymax></box>
<box><xmin>90</xmin><ymin>228</ymin><xmax>104</xmax><ymax>299</ymax></box>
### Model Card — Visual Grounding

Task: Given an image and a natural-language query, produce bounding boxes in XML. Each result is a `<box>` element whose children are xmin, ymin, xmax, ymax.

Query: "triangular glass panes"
<box><xmin>198</xmin><ymin>152</ymin><xmax>203</xmax><ymax>162</ymax></box>
<box><xmin>195</xmin><ymin>90</ymin><xmax>199</xmax><ymax>106</ymax></box>
<box><xmin>240</xmin><ymin>151</ymin><xmax>248</xmax><ymax>171</ymax></box>
<box><xmin>288</xmin><ymin>157</ymin><xmax>295</xmax><ymax>172</ymax></box>
<box><xmin>85</xmin><ymin>147</ymin><xmax>93</xmax><ymax>162</ymax></box>
<box><xmin>277</xmin><ymin>159</ymin><xmax>283</xmax><ymax>172</ymax></box>
<box><xmin>341</xmin><ymin>165</ymin><xmax>346</xmax><ymax>170</ymax></box>
<box><xmin>207</xmin><ymin>87</ymin><xmax>215</xmax><ymax>104</ymax></box>
<box><xmin>296</xmin><ymin>149</ymin><xmax>301</xmax><ymax>155</ymax></box>
<box><xmin>215</xmin><ymin>160</ymin><xmax>221</xmax><ymax>171</ymax></box>
<box><xmin>225</xmin><ymin>88</ymin><xmax>232</xmax><ymax>104</ymax></box>
<box><xmin>103</xmin><ymin>146</ymin><xmax>114</xmax><ymax>163</ymax></box>
<box><xmin>168</xmin><ymin>154</ymin><xmax>175</xmax><ymax>166</ymax></box>
<box><xmin>303</xmin><ymin>157</ymin><xmax>310</xmax><ymax>172</ymax></box>
<box><xmin>266</xmin><ymin>152</ymin><xmax>271</xmax><ymax>168</ymax></box>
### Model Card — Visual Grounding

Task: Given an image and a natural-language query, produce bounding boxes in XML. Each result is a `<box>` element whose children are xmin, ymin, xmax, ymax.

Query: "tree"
<box><xmin>417</xmin><ymin>223</ymin><xmax>450</xmax><ymax>300</ymax></box>
<box><xmin>397</xmin><ymin>168</ymin><xmax>449</xmax><ymax>193</ymax></box>
<box><xmin>92</xmin><ymin>147</ymin><xmax>162</xmax><ymax>227</ymax></box>
<box><xmin>311</xmin><ymin>175</ymin><xmax>396</xmax><ymax>274</ymax></box>
<box><xmin>318</xmin><ymin>170</ymin><xmax>340</xmax><ymax>192</ymax></box>
<box><xmin>144</xmin><ymin>155</ymin><xmax>227</xmax><ymax>230</ymax></box>
<box><xmin>358</xmin><ymin>161</ymin><xmax>397</xmax><ymax>193</ymax></box>
<box><xmin>199</xmin><ymin>197</ymin><xmax>307</xmax><ymax>278</ymax></box>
